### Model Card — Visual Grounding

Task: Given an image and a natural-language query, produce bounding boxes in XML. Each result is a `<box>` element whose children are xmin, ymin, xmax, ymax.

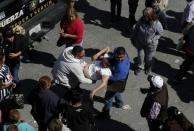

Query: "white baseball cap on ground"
<box><xmin>151</xmin><ymin>75</ymin><xmax>164</xmax><ymax>89</ymax></box>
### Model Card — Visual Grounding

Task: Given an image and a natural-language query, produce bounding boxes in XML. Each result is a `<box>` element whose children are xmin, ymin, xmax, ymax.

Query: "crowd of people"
<box><xmin>0</xmin><ymin>0</ymin><xmax>194</xmax><ymax>131</ymax></box>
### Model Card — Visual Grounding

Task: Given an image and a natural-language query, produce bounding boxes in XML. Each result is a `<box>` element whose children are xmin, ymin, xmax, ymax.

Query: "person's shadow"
<box><xmin>152</xmin><ymin>58</ymin><xmax>194</xmax><ymax>103</ymax></box>
<box><xmin>76</xmin><ymin>0</ymin><xmax>132</xmax><ymax>38</ymax></box>
<box><xmin>166</xmin><ymin>10</ymin><xmax>183</xmax><ymax>33</ymax></box>
<box><xmin>157</xmin><ymin>36</ymin><xmax>185</xmax><ymax>57</ymax></box>
<box><xmin>18</xmin><ymin>79</ymin><xmax>38</xmax><ymax>104</ymax></box>
<box><xmin>96</xmin><ymin>118</ymin><xmax>135</xmax><ymax>131</ymax></box>
<box><xmin>28</xmin><ymin>49</ymin><xmax>56</xmax><ymax>67</ymax></box>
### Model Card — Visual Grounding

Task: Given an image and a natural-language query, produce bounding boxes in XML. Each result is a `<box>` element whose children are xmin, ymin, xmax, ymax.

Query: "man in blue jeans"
<box><xmin>97</xmin><ymin>47</ymin><xmax>130</xmax><ymax>119</ymax></box>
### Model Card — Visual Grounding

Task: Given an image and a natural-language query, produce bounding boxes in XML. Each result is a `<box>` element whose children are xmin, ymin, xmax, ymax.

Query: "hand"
<box><xmin>147</xmin><ymin>39</ymin><xmax>152</xmax><ymax>43</ymax></box>
<box><xmin>11</xmin><ymin>83</ymin><xmax>16</xmax><ymax>88</ymax></box>
<box><xmin>105</xmin><ymin>47</ymin><xmax>110</xmax><ymax>53</ymax></box>
<box><xmin>9</xmin><ymin>53</ymin><xmax>18</xmax><ymax>59</ymax></box>
<box><xmin>140</xmin><ymin>88</ymin><xmax>150</xmax><ymax>94</ymax></box>
<box><xmin>61</xmin><ymin>33</ymin><xmax>69</xmax><ymax>38</ymax></box>
<box><xmin>90</xmin><ymin>90</ymin><xmax>95</xmax><ymax>99</ymax></box>
<box><xmin>60</xmin><ymin>29</ymin><xmax>64</xmax><ymax>34</ymax></box>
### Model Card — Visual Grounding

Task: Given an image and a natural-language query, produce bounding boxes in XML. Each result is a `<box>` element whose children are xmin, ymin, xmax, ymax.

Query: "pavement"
<box><xmin>17</xmin><ymin>0</ymin><xmax>194</xmax><ymax>131</ymax></box>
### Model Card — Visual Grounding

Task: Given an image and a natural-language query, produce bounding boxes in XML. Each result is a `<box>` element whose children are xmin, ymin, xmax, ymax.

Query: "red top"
<box><xmin>60</xmin><ymin>17</ymin><xmax>83</xmax><ymax>45</ymax></box>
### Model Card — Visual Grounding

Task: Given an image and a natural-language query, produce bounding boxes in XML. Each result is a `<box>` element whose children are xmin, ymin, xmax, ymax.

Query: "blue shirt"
<box><xmin>3</xmin><ymin>121</ymin><xmax>36</xmax><ymax>131</ymax></box>
<box><xmin>109</xmin><ymin>54</ymin><xmax>130</xmax><ymax>81</ymax></box>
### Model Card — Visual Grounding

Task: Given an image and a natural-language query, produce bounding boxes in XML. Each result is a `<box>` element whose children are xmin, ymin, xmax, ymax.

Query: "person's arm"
<box><xmin>0</xmin><ymin>77</ymin><xmax>16</xmax><ymax>89</ymax></box>
<box><xmin>61</xmin><ymin>33</ymin><xmax>77</xmax><ymax>39</ymax></box>
<box><xmin>91</xmin><ymin>47</ymin><xmax>110</xmax><ymax>61</ymax></box>
<box><xmin>72</xmin><ymin>65</ymin><xmax>93</xmax><ymax>84</ymax></box>
<box><xmin>90</xmin><ymin>75</ymin><xmax>109</xmax><ymax>99</ymax></box>
<box><xmin>132</xmin><ymin>19</ymin><xmax>141</xmax><ymax>38</ymax></box>
<box><xmin>9</xmin><ymin>51</ymin><xmax>22</xmax><ymax>59</ymax></box>
<box><xmin>0</xmin><ymin>81</ymin><xmax>16</xmax><ymax>89</ymax></box>
<box><xmin>152</xmin><ymin>21</ymin><xmax>164</xmax><ymax>42</ymax></box>
<box><xmin>182</xmin><ymin>5</ymin><xmax>194</xmax><ymax>29</ymax></box>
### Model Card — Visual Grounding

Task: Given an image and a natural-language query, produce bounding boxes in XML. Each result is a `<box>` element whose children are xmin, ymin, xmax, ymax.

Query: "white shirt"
<box><xmin>182</xmin><ymin>0</ymin><xmax>194</xmax><ymax>24</ymax></box>
<box><xmin>88</xmin><ymin>61</ymin><xmax>112</xmax><ymax>80</ymax></box>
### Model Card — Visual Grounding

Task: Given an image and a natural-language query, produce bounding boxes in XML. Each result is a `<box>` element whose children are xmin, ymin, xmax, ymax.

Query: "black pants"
<box><xmin>128</xmin><ymin>0</ymin><xmax>139</xmax><ymax>25</ymax></box>
<box><xmin>145</xmin><ymin>0</ymin><xmax>153</xmax><ymax>7</ymax></box>
<box><xmin>176</xmin><ymin>53</ymin><xmax>194</xmax><ymax>80</ymax></box>
<box><xmin>38</xmin><ymin>122</ymin><xmax>47</xmax><ymax>131</ymax></box>
<box><xmin>128</xmin><ymin>0</ymin><xmax>139</xmax><ymax>17</ymax></box>
<box><xmin>110</xmin><ymin>0</ymin><xmax>122</xmax><ymax>19</ymax></box>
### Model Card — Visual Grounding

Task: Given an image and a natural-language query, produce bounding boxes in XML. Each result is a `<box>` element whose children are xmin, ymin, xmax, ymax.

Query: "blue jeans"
<box><xmin>12</xmin><ymin>62</ymin><xmax>20</xmax><ymax>84</ymax></box>
<box><xmin>103</xmin><ymin>91</ymin><xmax>124</xmax><ymax>111</ymax></box>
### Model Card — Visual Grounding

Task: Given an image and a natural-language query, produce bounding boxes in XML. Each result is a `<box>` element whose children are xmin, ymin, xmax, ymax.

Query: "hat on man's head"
<box><xmin>151</xmin><ymin>75</ymin><xmax>163</xmax><ymax>89</ymax></box>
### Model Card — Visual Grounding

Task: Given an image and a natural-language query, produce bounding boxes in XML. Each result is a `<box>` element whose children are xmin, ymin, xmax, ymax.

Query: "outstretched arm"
<box><xmin>91</xmin><ymin>47</ymin><xmax>110</xmax><ymax>61</ymax></box>
<box><xmin>0</xmin><ymin>81</ymin><xmax>16</xmax><ymax>89</ymax></box>
<box><xmin>90</xmin><ymin>75</ymin><xmax>109</xmax><ymax>99</ymax></box>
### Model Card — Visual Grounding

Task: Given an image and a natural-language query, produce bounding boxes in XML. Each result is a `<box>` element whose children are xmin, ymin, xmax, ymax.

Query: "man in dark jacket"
<box><xmin>140</xmin><ymin>75</ymin><xmax>168</xmax><ymax>131</ymax></box>
<box><xmin>175</xmin><ymin>27</ymin><xmax>194</xmax><ymax>82</ymax></box>
<box><xmin>61</xmin><ymin>90</ymin><xmax>95</xmax><ymax>131</ymax></box>
<box><xmin>4</xmin><ymin>30</ymin><xmax>26</xmax><ymax>85</ymax></box>
<box><xmin>29</xmin><ymin>76</ymin><xmax>59</xmax><ymax>131</ymax></box>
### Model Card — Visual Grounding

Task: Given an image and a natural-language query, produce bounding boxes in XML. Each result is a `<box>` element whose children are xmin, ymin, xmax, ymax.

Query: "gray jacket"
<box><xmin>52</xmin><ymin>47</ymin><xmax>92</xmax><ymax>88</ymax></box>
<box><xmin>133</xmin><ymin>18</ymin><xmax>163</xmax><ymax>46</ymax></box>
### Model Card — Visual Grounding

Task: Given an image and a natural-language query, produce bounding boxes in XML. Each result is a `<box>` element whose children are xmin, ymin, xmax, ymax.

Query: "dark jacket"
<box><xmin>141</xmin><ymin>84</ymin><xmax>168</xmax><ymax>122</ymax></box>
<box><xmin>28</xmin><ymin>87</ymin><xmax>59</xmax><ymax>124</ymax></box>
<box><xmin>4</xmin><ymin>34</ymin><xmax>26</xmax><ymax>66</ymax></box>
<box><xmin>61</xmin><ymin>101</ymin><xmax>94</xmax><ymax>131</ymax></box>
<box><xmin>185</xmin><ymin>26</ymin><xmax>194</xmax><ymax>56</ymax></box>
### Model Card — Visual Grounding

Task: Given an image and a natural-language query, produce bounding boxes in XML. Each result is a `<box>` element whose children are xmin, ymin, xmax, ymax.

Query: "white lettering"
<box><xmin>0</xmin><ymin>10</ymin><xmax>24</xmax><ymax>27</ymax></box>
<box><xmin>0</xmin><ymin>12</ymin><xmax>5</xmax><ymax>20</ymax></box>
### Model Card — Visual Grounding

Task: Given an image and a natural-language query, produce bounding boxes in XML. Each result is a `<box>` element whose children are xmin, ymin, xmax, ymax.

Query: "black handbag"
<box><xmin>107</xmin><ymin>80</ymin><xmax>126</xmax><ymax>93</ymax></box>
<box><xmin>0</xmin><ymin>93</ymin><xmax>24</xmax><ymax>109</ymax></box>
<box><xmin>56</xmin><ymin>36</ymin><xmax>65</xmax><ymax>47</ymax></box>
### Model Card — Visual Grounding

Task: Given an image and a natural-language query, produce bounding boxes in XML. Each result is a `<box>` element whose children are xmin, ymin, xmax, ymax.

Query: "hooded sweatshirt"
<box><xmin>52</xmin><ymin>47</ymin><xmax>92</xmax><ymax>88</ymax></box>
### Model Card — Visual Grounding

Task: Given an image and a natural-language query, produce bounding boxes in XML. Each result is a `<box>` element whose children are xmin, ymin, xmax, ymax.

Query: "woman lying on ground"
<box><xmin>82</xmin><ymin>47</ymin><xmax>112</xmax><ymax>99</ymax></box>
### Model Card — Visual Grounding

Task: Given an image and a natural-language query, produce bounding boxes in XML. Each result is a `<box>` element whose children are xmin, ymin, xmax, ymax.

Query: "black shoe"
<box><xmin>116</xmin><ymin>16</ymin><xmax>124</xmax><ymax>22</ymax></box>
<box><xmin>134</xmin><ymin>68</ymin><xmax>141</xmax><ymax>75</ymax></box>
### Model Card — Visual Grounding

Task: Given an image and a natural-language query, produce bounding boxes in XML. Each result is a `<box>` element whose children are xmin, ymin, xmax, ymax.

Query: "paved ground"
<box><xmin>18</xmin><ymin>0</ymin><xmax>194</xmax><ymax>131</ymax></box>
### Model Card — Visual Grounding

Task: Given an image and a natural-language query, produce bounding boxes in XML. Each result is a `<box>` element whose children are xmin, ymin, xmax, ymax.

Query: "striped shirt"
<box><xmin>0</xmin><ymin>64</ymin><xmax>13</xmax><ymax>102</ymax></box>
